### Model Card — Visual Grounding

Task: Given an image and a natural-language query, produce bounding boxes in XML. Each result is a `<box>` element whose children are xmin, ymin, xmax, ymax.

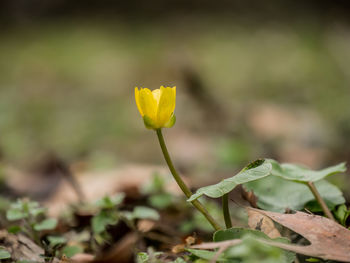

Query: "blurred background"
<box><xmin>1</xmin><ymin>0</ymin><xmax>350</xmax><ymax>199</ymax></box>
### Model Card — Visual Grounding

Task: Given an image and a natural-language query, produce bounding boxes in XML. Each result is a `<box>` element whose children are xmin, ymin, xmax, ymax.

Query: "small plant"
<box><xmin>6</xmin><ymin>199</ymin><xmax>58</xmax><ymax>244</ymax></box>
<box><xmin>6</xmin><ymin>199</ymin><xmax>60</xmax><ymax>262</ymax></box>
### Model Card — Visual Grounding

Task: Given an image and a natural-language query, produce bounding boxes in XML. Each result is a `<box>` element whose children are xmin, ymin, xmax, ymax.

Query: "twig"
<box><xmin>306</xmin><ymin>181</ymin><xmax>335</xmax><ymax>221</ymax></box>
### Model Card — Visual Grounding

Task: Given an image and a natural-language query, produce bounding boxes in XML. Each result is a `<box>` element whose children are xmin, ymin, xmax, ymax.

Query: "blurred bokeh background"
<box><xmin>1</xmin><ymin>0</ymin><xmax>350</xmax><ymax>197</ymax></box>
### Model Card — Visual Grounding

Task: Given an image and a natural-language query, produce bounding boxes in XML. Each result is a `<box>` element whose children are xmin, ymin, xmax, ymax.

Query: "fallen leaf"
<box><xmin>247</xmin><ymin>207</ymin><xmax>350</xmax><ymax>261</ymax></box>
<box><xmin>247</xmin><ymin>209</ymin><xmax>281</xmax><ymax>239</ymax></box>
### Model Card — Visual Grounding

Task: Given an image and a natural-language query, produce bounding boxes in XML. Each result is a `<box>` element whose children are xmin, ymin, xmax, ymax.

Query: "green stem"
<box><xmin>156</xmin><ymin>129</ymin><xmax>221</xmax><ymax>231</ymax></box>
<box><xmin>222</xmin><ymin>194</ymin><xmax>232</xmax><ymax>229</ymax></box>
<box><xmin>307</xmin><ymin>181</ymin><xmax>335</xmax><ymax>221</ymax></box>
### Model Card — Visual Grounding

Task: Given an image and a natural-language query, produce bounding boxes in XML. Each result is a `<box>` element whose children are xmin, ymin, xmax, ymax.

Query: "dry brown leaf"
<box><xmin>0</xmin><ymin>230</ymin><xmax>59</xmax><ymax>262</ymax></box>
<box><xmin>248</xmin><ymin>207</ymin><xmax>350</xmax><ymax>262</ymax></box>
<box><xmin>247</xmin><ymin>208</ymin><xmax>281</xmax><ymax>239</ymax></box>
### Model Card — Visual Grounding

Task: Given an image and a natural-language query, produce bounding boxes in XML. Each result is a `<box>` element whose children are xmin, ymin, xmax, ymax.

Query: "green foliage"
<box><xmin>149</xmin><ymin>193</ymin><xmax>173</xmax><ymax>209</ymax></box>
<box><xmin>186</xmin><ymin>249</ymin><xmax>228</xmax><ymax>261</ymax></box>
<box><xmin>47</xmin><ymin>236</ymin><xmax>67</xmax><ymax>247</ymax></box>
<box><xmin>188</xmin><ymin>238</ymin><xmax>292</xmax><ymax>263</ymax></box>
<box><xmin>123</xmin><ymin>206</ymin><xmax>160</xmax><ymax>221</ymax></box>
<box><xmin>244</xmin><ymin>175</ymin><xmax>345</xmax><ymax>212</ymax></box>
<box><xmin>335</xmin><ymin>204</ymin><xmax>350</xmax><ymax>226</ymax></box>
<box><xmin>33</xmin><ymin>218</ymin><xmax>57</xmax><ymax>231</ymax></box>
<box><xmin>7</xmin><ymin>225</ymin><xmax>22</xmax><ymax>234</ymax></box>
<box><xmin>136</xmin><ymin>248</ymin><xmax>164</xmax><ymax>263</ymax></box>
<box><xmin>6</xmin><ymin>200</ymin><xmax>45</xmax><ymax>221</ymax></box>
<box><xmin>268</xmin><ymin>159</ymin><xmax>346</xmax><ymax>182</ymax></box>
<box><xmin>0</xmin><ymin>247</ymin><xmax>11</xmax><ymax>259</ymax></box>
<box><xmin>137</xmin><ymin>252</ymin><xmax>149</xmax><ymax>263</ymax></box>
<box><xmin>91</xmin><ymin>194</ymin><xmax>125</xmax><ymax>236</ymax></box>
<box><xmin>225</xmin><ymin>235</ymin><xmax>293</xmax><ymax>263</ymax></box>
<box><xmin>187</xmin><ymin>228</ymin><xmax>295</xmax><ymax>263</ymax></box>
<box><xmin>95</xmin><ymin>193</ymin><xmax>125</xmax><ymax>209</ymax></box>
<box><xmin>214</xmin><ymin>228</ymin><xmax>295</xmax><ymax>263</ymax></box>
<box><xmin>92</xmin><ymin>210</ymin><xmax>119</xmax><ymax>234</ymax></box>
<box><xmin>5</xmin><ymin>199</ymin><xmax>58</xmax><ymax>245</ymax></box>
<box><xmin>62</xmin><ymin>245</ymin><xmax>83</xmax><ymax>258</ymax></box>
<box><xmin>188</xmin><ymin>159</ymin><xmax>272</xmax><ymax>201</ymax></box>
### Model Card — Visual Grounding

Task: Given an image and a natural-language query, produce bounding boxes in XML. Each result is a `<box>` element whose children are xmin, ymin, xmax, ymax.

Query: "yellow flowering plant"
<box><xmin>135</xmin><ymin>85</ymin><xmax>221</xmax><ymax>230</ymax></box>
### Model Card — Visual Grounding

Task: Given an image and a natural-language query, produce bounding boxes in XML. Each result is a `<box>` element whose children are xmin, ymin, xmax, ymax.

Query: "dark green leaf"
<box><xmin>268</xmin><ymin>159</ymin><xmax>346</xmax><ymax>182</ymax></box>
<box><xmin>188</xmin><ymin>160</ymin><xmax>272</xmax><ymax>201</ymax></box>
<box><xmin>244</xmin><ymin>175</ymin><xmax>345</xmax><ymax>212</ymax></box>
<box><xmin>7</xmin><ymin>225</ymin><xmax>22</xmax><ymax>234</ymax></box>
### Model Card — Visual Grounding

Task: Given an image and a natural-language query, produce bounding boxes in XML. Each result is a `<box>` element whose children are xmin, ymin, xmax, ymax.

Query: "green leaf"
<box><xmin>62</xmin><ymin>245</ymin><xmax>83</xmax><ymax>258</ymax></box>
<box><xmin>6</xmin><ymin>209</ymin><xmax>27</xmax><ymax>221</ymax></box>
<box><xmin>172</xmin><ymin>258</ymin><xmax>187</xmax><ymax>263</ymax></box>
<box><xmin>306</xmin><ymin>258</ymin><xmax>321</xmax><ymax>262</ymax></box>
<box><xmin>225</xmin><ymin>234</ymin><xmax>294</xmax><ymax>263</ymax></box>
<box><xmin>95</xmin><ymin>193</ymin><xmax>125</xmax><ymax>209</ymax></box>
<box><xmin>214</xmin><ymin>228</ymin><xmax>295</xmax><ymax>263</ymax></box>
<box><xmin>244</xmin><ymin>175</ymin><xmax>345</xmax><ymax>212</ymax></box>
<box><xmin>0</xmin><ymin>248</ymin><xmax>11</xmax><ymax>259</ymax></box>
<box><xmin>92</xmin><ymin>210</ymin><xmax>118</xmax><ymax>234</ymax></box>
<box><xmin>7</xmin><ymin>225</ymin><xmax>22</xmax><ymax>234</ymax></box>
<box><xmin>335</xmin><ymin>204</ymin><xmax>350</xmax><ymax>226</ymax></box>
<box><xmin>268</xmin><ymin>159</ymin><xmax>346</xmax><ymax>182</ymax></box>
<box><xmin>29</xmin><ymin>207</ymin><xmax>46</xmax><ymax>217</ymax></box>
<box><xmin>33</xmin><ymin>218</ymin><xmax>57</xmax><ymax>231</ymax></box>
<box><xmin>136</xmin><ymin>252</ymin><xmax>149</xmax><ymax>263</ymax></box>
<box><xmin>47</xmin><ymin>236</ymin><xmax>67</xmax><ymax>247</ymax></box>
<box><xmin>132</xmin><ymin>206</ymin><xmax>160</xmax><ymax>221</ymax></box>
<box><xmin>149</xmin><ymin>193</ymin><xmax>173</xmax><ymax>209</ymax></box>
<box><xmin>188</xmin><ymin>160</ymin><xmax>272</xmax><ymax>201</ymax></box>
<box><xmin>186</xmin><ymin>248</ymin><xmax>228</xmax><ymax>261</ymax></box>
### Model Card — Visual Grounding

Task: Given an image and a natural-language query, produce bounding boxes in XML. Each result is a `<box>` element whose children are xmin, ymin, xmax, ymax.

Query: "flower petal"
<box><xmin>157</xmin><ymin>86</ymin><xmax>176</xmax><ymax>126</ymax></box>
<box><xmin>135</xmin><ymin>87</ymin><xmax>143</xmax><ymax>116</ymax></box>
<box><xmin>152</xmin><ymin>89</ymin><xmax>161</xmax><ymax>105</ymax></box>
<box><xmin>138</xmin><ymin>88</ymin><xmax>158</xmax><ymax>120</ymax></box>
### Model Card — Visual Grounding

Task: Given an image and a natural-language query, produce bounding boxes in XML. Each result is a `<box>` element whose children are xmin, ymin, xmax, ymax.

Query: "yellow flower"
<box><xmin>135</xmin><ymin>86</ymin><xmax>176</xmax><ymax>129</ymax></box>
